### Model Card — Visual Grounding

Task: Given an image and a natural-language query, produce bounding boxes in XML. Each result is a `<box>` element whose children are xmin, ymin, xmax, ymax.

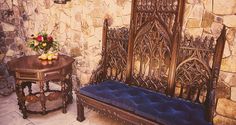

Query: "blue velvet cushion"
<box><xmin>80</xmin><ymin>80</ymin><xmax>211</xmax><ymax>125</ymax></box>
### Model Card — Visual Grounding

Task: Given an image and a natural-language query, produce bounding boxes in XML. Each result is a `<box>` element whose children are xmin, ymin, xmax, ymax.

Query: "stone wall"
<box><xmin>1</xmin><ymin>0</ymin><xmax>236</xmax><ymax>124</ymax></box>
<box><xmin>184</xmin><ymin>0</ymin><xmax>236</xmax><ymax>124</ymax></box>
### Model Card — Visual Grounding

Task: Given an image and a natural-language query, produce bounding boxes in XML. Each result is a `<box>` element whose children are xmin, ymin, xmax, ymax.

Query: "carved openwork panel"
<box><xmin>90</xmin><ymin>27</ymin><xmax>129</xmax><ymax>83</ymax></box>
<box><xmin>132</xmin><ymin>21</ymin><xmax>171</xmax><ymax>93</ymax></box>
<box><xmin>134</xmin><ymin>0</ymin><xmax>179</xmax><ymax>35</ymax></box>
<box><xmin>175</xmin><ymin>36</ymin><xmax>215</xmax><ymax>103</ymax></box>
<box><xmin>130</xmin><ymin>0</ymin><xmax>180</xmax><ymax>93</ymax></box>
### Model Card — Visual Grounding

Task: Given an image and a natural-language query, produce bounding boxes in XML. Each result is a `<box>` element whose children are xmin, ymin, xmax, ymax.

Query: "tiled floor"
<box><xmin>0</xmin><ymin>87</ymin><xmax>122</xmax><ymax>125</ymax></box>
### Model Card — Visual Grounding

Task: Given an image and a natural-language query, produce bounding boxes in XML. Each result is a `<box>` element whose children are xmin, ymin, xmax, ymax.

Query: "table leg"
<box><xmin>61</xmin><ymin>81</ymin><xmax>67</xmax><ymax>113</ymax></box>
<box><xmin>39</xmin><ymin>81</ymin><xmax>46</xmax><ymax>115</ymax></box>
<box><xmin>27</xmin><ymin>82</ymin><xmax>32</xmax><ymax>95</ymax></box>
<box><xmin>68</xmin><ymin>74</ymin><xmax>73</xmax><ymax>104</ymax></box>
<box><xmin>15</xmin><ymin>80</ymin><xmax>27</xmax><ymax>119</ymax></box>
<box><xmin>46</xmin><ymin>81</ymin><xmax>50</xmax><ymax>91</ymax></box>
<box><xmin>15</xmin><ymin>84</ymin><xmax>22</xmax><ymax>110</ymax></box>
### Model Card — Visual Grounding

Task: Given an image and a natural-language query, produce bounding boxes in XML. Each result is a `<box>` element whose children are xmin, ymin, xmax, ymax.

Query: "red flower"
<box><xmin>47</xmin><ymin>36</ymin><xmax>53</xmax><ymax>42</ymax></box>
<box><xmin>37</xmin><ymin>35</ymin><xmax>43</xmax><ymax>42</ymax></box>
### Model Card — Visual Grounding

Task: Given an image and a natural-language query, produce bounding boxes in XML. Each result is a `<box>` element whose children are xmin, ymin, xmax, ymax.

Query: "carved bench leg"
<box><xmin>77</xmin><ymin>94</ymin><xmax>85</xmax><ymax>122</ymax></box>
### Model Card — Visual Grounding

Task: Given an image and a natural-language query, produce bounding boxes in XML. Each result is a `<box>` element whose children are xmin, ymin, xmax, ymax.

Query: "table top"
<box><xmin>7</xmin><ymin>55</ymin><xmax>75</xmax><ymax>73</ymax></box>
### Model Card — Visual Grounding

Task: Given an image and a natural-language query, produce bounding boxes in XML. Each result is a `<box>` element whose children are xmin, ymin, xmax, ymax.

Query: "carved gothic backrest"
<box><xmin>105</xmin><ymin>27</ymin><xmax>129</xmax><ymax>81</ymax></box>
<box><xmin>90</xmin><ymin>26</ymin><xmax>129</xmax><ymax>83</ymax></box>
<box><xmin>175</xmin><ymin>36</ymin><xmax>215</xmax><ymax>104</ymax></box>
<box><xmin>128</xmin><ymin>0</ymin><xmax>182</xmax><ymax>93</ymax></box>
<box><xmin>133</xmin><ymin>0</ymin><xmax>180</xmax><ymax>34</ymax></box>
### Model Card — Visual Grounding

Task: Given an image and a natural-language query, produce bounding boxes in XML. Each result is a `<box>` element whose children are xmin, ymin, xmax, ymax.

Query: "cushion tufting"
<box><xmin>80</xmin><ymin>80</ymin><xmax>211</xmax><ymax>125</ymax></box>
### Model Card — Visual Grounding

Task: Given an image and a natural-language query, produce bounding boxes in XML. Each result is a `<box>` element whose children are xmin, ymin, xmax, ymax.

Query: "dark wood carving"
<box><xmin>90</xmin><ymin>20</ymin><xmax>129</xmax><ymax>84</ymax></box>
<box><xmin>175</xmin><ymin>36</ymin><xmax>215</xmax><ymax>103</ymax></box>
<box><xmin>205</xmin><ymin>26</ymin><xmax>227</xmax><ymax>122</ymax></box>
<box><xmin>77</xmin><ymin>0</ymin><xmax>226</xmax><ymax>124</ymax></box>
<box><xmin>127</xmin><ymin>0</ymin><xmax>183</xmax><ymax>93</ymax></box>
<box><xmin>8</xmin><ymin>55</ymin><xmax>74</xmax><ymax>118</ymax></box>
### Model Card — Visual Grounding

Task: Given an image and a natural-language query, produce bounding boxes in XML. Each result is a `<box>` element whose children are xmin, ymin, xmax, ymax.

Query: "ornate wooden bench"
<box><xmin>76</xmin><ymin>0</ymin><xmax>226</xmax><ymax>124</ymax></box>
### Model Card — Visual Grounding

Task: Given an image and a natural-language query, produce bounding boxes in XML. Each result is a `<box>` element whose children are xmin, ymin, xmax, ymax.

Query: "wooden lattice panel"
<box><xmin>175</xmin><ymin>36</ymin><xmax>215</xmax><ymax>103</ymax></box>
<box><xmin>130</xmin><ymin>0</ymin><xmax>180</xmax><ymax>93</ymax></box>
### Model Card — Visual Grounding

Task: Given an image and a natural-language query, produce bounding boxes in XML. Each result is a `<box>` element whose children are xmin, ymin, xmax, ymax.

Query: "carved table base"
<box><xmin>15</xmin><ymin>80</ymin><xmax>73</xmax><ymax>119</ymax></box>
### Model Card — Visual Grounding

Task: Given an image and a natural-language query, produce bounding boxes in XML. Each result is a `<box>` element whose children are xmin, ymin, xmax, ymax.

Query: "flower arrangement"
<box><xmin>28</xmin><ymin>32</ymin><xmax>59</xmax><ymax>54</ymax></box>
<box><xmin>28</xmin><ymin>32</ymin><xmax>59</xmax><ymax>60</ymax></box>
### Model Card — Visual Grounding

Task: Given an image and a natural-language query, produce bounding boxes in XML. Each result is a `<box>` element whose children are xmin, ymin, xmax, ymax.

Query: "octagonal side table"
<box><xmin>7</xmin><ymin>55</ymin><xmax>75</xmax><ymax>118</ymax></box>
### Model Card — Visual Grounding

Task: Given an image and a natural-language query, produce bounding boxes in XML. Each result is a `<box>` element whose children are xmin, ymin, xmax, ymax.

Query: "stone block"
<box><xmin>60</xmin><ymin>10</ymin><xmax>71</xmax><ymax>26</ymax></box>
<box><xmin>92</xmin><ymin>18</ymin><xmax>103</xmax><ymax>28</ymax></box>
<box><xmin>70</xmin><ymin>47</ymin><xmax>82</xmax><ymax>57</ymax></box>
<box><xmin>216</xmin><ymin>98</ymin><xmax>236</xmax><ymax>119</ymax></box>
<box><xmin>75</xmin><ymin>12</ymin><xmax>81</xmax><ymax>22</ymax></box>
<box><xmin>4</xmin><ymin>31</ymin><xmax>15</xmax><ymax>38</ymax></box>
<box><xmin>44</xmin><ymin>0</ymin><xmax>51</xmax><ymax>9</ymax></box>
<box><xmin>223</xmin><ymin>42</ymin><xmax>231</xmax><ymax>58</ymax></box>
<box><xmin>188</xmin><ymin>3</ymin><xmax>204</xmax><ymax>19</ymax></box>
<box><xmin>121</xmin><ymin>15</ymin><xmax>130</xmax><ymax>26</ymax></box>
<box><xmin>9</xmin><ymin>43</ymin><xmax>17</xmax><ymax>51</ymax></box>
<box><xmin>112</xmin><ymin>17</ymin><xmax>123</xmax><ymax>27</ymax></box>
<box><xmin>184</xmin><ymin>28</ymin><xmax>203</xmax><ymax>36</ymax></box>
<box><xmin>231</xmin><ymin>87</ymin><xmax>236</xmax><ymax>101</ymax></box>
<box><xmin>221</xmin><ymin>56</ymin><xmax>236</xmax><ymax>73</ymax></box>
<box><xmin>1</xmin><ymin>22</ymin><xmax>15</xmax><ymax>32</ymax></box>
<box><xmin>5</xmin><ymin>38</ymin><xmax>14</xmax><ymax>46</ymax></box>
<box><xmin>213</xmin><ymin>0</ymin><xmax>236</xmax><ymax>15</ymax></box>
<box><xmin>81</xmin><ymin>20</ymin><xmax>94</xmax><ymax>37</ymax></box>
<box><xmin>116</xmin><ymin>0</ymin><xmax>128</xmax><ymax>7</ymax></box>
<box><xmin>224</xmin><ymin>15</ymin><xmax>236</xmax><ymax>27</ymax></box>
<box><xmin>187</xmin><ymin>18</ymin><xmax>201</xmax><ymax>28</ymax></box>
<box><xmin>203</xmin><ymin>28</ymin><xmax>212</xmax><ymax>34</ymax></box>
<box><xmin>201</xmin><ymin>11</ymin><xmax>214</xmax><ymax>28</ymax></box>
<box><xmin>121</xmin><ymin>1</ymin><xmax>131</xmax><ymax>16</ymax></box>
<box><xmin>184</xmin><ymin>4</ymin><xmax>192</xmax><ymax>21</ymax></box>
<box><xmin>78</xmin><ymin>72</ymin><xmax>91</xmax><ymax>85</ymax></box>
<box><xmin>0</xmin><ymin>32</ymin><xmax>6</xmax><ymax>38</ymax></box>
<box><xmin>186</xmin><ymin>0</ymin><xmax>200</xmax><ymax>4</ymax></box>
<box><xmin>5</xmin><ymin>50</ymin><xmax>14</xmax><ymax>57</ymax></box>
<box><xmin>89</xmin><ymin>7</ymin><xmax>105</xmax><ymax>18</ymax></box>
<box><xmin>12</xmin><ymin>0</ymin><xmax>18</xmax><ymax>6</ymax></box>
<box><xmin>0</xmin><ymin>24</ymin><xmax>3</xmax><ymax>31</ymax></box>
<box><xmin>226</xmin><ymin>28</ymin><xmax>236</xmax><ymax>45</ymax></box>
<box><xmin>214</xmin><ymin>115</ymin><xmax>236</xmax><ymax>125</ymax></box>
<box><xmin>73</xmin><ymin>33</ymin><xmax>81</xmax><ymax>43</ymax></box>
<box><xmin>211</xmin><ymin>22</ymin><xmax>223</xmax><ymax>38</ymax></box>
<box><xmin>79</xmin><ymin>0</ymin><xmax>86</xmax><ymax>5</ymax></box>
<box><xmin>94</xmin><ymin>28</ymin><xmax>102</xmax><ymax>41</ymax></box>
<box><xmin>216</xmin><ymin>81</ymin><xmax>230</xmax><ymax>99</ymax></box>
<box><xmin>0</xmin><ymin>54</ymin><xmax>4</xmax><ymax>62</ymax></box>
<box><xmin>203</xmin><ymin>0</ymin><xmax>212</xmax><ymax>12</ymax></box>
<box><xmin>219</xmin><ymin>71</ymin><xmax>236</xmax><ymax>87</ymax></box>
